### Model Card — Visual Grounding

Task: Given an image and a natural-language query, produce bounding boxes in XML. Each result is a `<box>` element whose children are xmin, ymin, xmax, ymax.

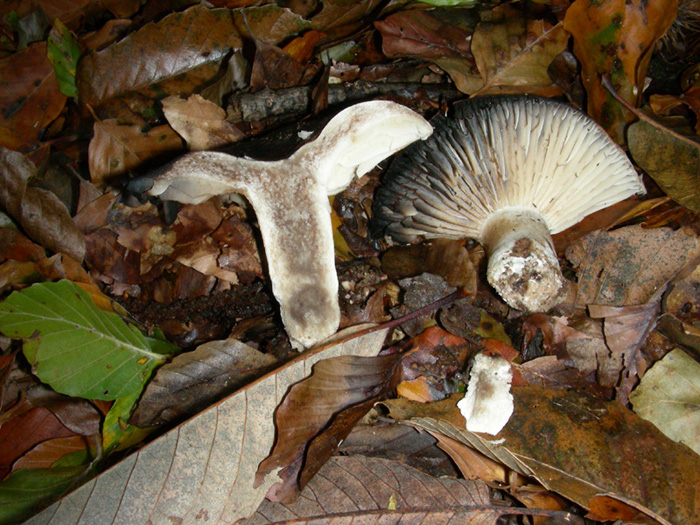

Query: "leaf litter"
<box><xmin>1</xmin><ymin>0</ymin><xmax>700</xmax><ymax>523</ymax></box>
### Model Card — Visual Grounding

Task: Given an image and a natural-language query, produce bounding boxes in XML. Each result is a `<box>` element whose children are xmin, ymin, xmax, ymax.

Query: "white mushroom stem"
<box><xmin>142</xmin><ymin>101</ymin><xmax>433</xmax><ymax>348</ymax></box>
<box><xmin>480</xmin><ymin>206</ymin><xmax>563</xmax><ymax>312</ymax></box>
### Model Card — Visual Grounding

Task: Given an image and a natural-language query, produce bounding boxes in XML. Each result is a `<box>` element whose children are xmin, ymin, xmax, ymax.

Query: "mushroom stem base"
<box><xmin>481</xmin><ymin>207</ymin><xmax>564</xmax><ymax>312</ymax></box>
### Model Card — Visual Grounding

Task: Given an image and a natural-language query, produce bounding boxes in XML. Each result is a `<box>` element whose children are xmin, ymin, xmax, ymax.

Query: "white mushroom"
<box><xmin>457</xmin><ymin>352</ymin><xmax>513</xmax><ymax>435</ymax></box>
<box><xmin>373</xmin><ymin>96</ymin><xmax>645</xmax><ymax>312</ymax></box>
<box><xmin>139</xmin><ymin>101</ymin><xmax>433</xmax><ymax>348</ymax></box>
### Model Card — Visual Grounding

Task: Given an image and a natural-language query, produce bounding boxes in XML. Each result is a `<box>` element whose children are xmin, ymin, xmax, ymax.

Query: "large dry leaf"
<box><xmin>87</xmin><ymin>120</ymin><xmax>183</xmax><ymax>184</ymax></box>
<box><xmin>162</xmin><ymin>95</ymin><xmax>245</xmax><ymax>151</ymax></box>
<box><xmin>630</xmin><ymin>348</ymin><xmax>700</xmax><ymax>455</ymax></box>
<box><xmin>77</xmin><ymin>5</ymin><xmax>242</xmax><ymax>109</ymax></box>
<box><xmin>27</xmin><ymin>327</ymin><xmax>388</xmax><ymax>524</ymax></box>
<box><xmin>245</xmin><ymin>455</ymin><xmax>501</xmax><ymax>524</ymax></box>
<box><xmin>0</xmin><ymin>148</ymin><xmax>85</xmax><ymax>261</ymax></box>
<box><xmin>563</xmin><ymin>0</ymin><xmax>677</xmax><ymax>143</ymax></box>
<box><xmin>0</xmin><ymin>42</ymin><xmax>67</xmax><ymax>150</ymax></box>
<box><xmin>467</xmin><ymin>5</ymin><xmax>569</xmax><ymax>97</ymax></box>
<box><xmin>385</xmin><ymin>386</ymin><xmax>700</xmax><ymax>524</ymax></box>
<box><xmin>130</xmin><ymin>338</ymin><xmax>278</xmax><ymax>426</ymax></box>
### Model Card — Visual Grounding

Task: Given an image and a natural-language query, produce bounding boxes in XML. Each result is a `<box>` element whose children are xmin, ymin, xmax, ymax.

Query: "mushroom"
<box><xmin>457</xmin><ymin>352</ymin><xmax>513</xmax><ymax>435</ymax></box>
<box><xmin>136</xmin><ymin>101</ymin><xmax>432</xmax><ymax>348</ymax></box>
<box><xmin>372</xmin><ymin>96</ymin><xmax>645</xmax><ymax>312</ymax></box>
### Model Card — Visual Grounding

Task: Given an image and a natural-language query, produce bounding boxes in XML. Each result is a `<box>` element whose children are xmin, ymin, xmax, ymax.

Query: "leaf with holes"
<box><xmin>0</xmin><ymin>280</ymin><xmax>177</xmax><ymax>400</ymax></box>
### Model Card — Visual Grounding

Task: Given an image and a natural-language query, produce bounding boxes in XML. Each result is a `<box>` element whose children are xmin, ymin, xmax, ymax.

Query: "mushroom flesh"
<box><xmin>136</xmin><ymin>101</ymin><xmax>433</xmax><ymax>348</ymax></box>
<box><xmin>373</xmin><ymin>96</ymin><xmax>645</xmax><ymax>312</ymax></box>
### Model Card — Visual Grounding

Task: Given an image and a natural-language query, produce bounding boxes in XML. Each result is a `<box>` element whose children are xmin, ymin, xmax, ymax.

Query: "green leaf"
<box><xmin>103</xmin><ymin>388</ymin><xmax>155</xmax><ymax>454</ymax></box>
<box><xmin>0</xmin><ymin>465</ymin><xmax>86</xmax><ymax>523</ymax></box>
<box><xmin>47</xmin><ymin>18</ymin><xmax>81</xmax><ymax>98</ymax></box>
<box><xmin>0</xmin><ymin>280</ymin><xmax>176</xmax><ymax>400</ymax></box>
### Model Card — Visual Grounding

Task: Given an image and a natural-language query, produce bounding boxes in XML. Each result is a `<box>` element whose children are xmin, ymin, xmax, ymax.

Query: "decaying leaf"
<box><xmin>567</xmin><ymin>225</ymin><xmax>700</xmax><ymax>400</ymax></box>
<box><xmin>162</xmin><ymin>95</ymin><xmax>245</xmax><ymax>151</ymax></box>
<box><xmin>0</xmin><ymin>148</ymin><xmax>85</xmax><ymax>262</ymax></box>
<box><xmin>28</xmin><ymin>328</ymin><xmax>388</xmax><ymax>523</ymax></box>
<box><xmin>628</xmin><ymin>114</ymin><xmax>700</xmax><ymax>213</ymax></box>
<box><xmin>130</xmin><ymin>338</ymin><xmax>278</xmax><ymax>426</ymax></box>
<box><xmin>0</xmin><ymin>42</ymin><xmax>67</xmax><ymax>150</ymax></box>
<box><xmin>87</xmin><ymin>119</ymin><xmax>183</xmax><ymax>184</ymax></box>
<box><xmin>568</xmin><ymin>225</ymin><xmax>700</xmax><ymax>307</ymax></box>
<box><xmin>385</xmin><ymin>386</ymin><xmax>700</xmax><ymax>524</ymax></box>
<box><xmin>245</xmin><ymin>455</ymin><xmax>502</xmax><ymax>525</ymax></box>
<box><xmin>563</xmin><ymin>0</ymin><xmax>677</xmax><ymax>142</ymax></box>
<box><xmin>77</xmin><ymin>5</ymin><xmax>243</xmax><ymax>109</ymax></box>
<box><xmin>467</xmin><ymin>5</ymin><xmax>569</xmax><ymax>96</ymax></box>
<box><xmin>630</xmin><ymin>348</ymin><xmax>700</xmax><ymax>455</ymax></box>
<box><xmin>256</xmin><ymin>351</ymin><xmax>403</xmax><ymax>503</ymax></box>
<box><xmin>381</xmin><ymin>239</ymin><xmax>477</xmax><ymax>292</ymax></box>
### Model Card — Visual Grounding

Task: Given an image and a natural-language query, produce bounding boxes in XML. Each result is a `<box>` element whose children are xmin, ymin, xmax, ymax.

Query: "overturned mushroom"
<box><xmin>136</xmin><ymin>101</ymin><xmax>432</xmax><ymax>348</ymax></box>
<box><xmin>373</xmin><ymin>96</ymin><xmax>645</xmax><ymax>312</ymax></box>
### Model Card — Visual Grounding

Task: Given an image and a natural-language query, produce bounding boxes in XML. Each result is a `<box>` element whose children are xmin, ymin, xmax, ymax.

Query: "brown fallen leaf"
<box><xmin>375</xmin><ymin>8</ymin><xmax>481</xmax><ymax>94</ymax></box>
<box><xmin>11</xmin><ymin>435</ymin><xmax>95</xmax><ymax>472</ymax></box>
<box><xmin>381</xmin><ymin>238</ymin><xmax>477</xmax><ymax>291</ymax></box>
<box><xmin>468</xmin><ymin>5</ymin><xmax>569</xmax><ymax>97</ymax></box>
<box><xmin>87</xmin><ymin>119</ymin><xmax>183</xmax><ymax>184</ymax></box>
<box><xmin>385</xmin><ymin>386</ymin><xmax>700</xmax><ymax>524</ymax></box>
<box><xmin>256</xmin><ymin>351</ymin><xmax>403</xmax><ymax>503</ymax></box>
<box><xmin>627</xmin><ymin>112</ymin><xmax>700</xmax><ymax>214</ymax></box>
<box><xmin>0</xmin><ymin>42</ymin><xmax>67</xmax><ymax>150</ymax></box>
<box><xmin>0</xmin><ymin>149</ymin><xmax>85</xmax><ymax>262</ymax></box>
<box><xmin>339</xmin><ymin>422</ymin><xmax>458</xmax><ymax>478</ymax></box>
<box><xmin>563</xmin><ymin>0</ymin><xmax>677</xmax><ymax>143</ymax></box>
<box><xmin>244</xmin><ymin>455</ymin><xmax>503</xmax><ymax>525</ymax></box>
<box><xmin>162</xmin><ymin>95</ymin><xmax>245</xmax><ymax>151</ymax></box>
<box><xmin>567</xmin><ymin>225</ymin><xmax>700</xmax><ymax>400</ymax></box>
<box><xmin>78</xmin><ymin>5</ymin><xmax>243</xmax><ymax>109</ymax></box>
<box><xmin>568</xmin><ymin>225</ymin><xmax>700</xmax><ymax>307</ymax></box>
<box><xmin>29</xmin><ymin>327</ymin><xmax>389</xmax><ymax>523</ymax></box>
<box><xmin>130</xmin><ymin>338</ymin><xmax>278</xmax><ymax>426</ymax></box>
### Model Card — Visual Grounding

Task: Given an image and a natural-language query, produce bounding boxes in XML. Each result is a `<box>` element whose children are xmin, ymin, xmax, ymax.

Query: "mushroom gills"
<box><xmin>372</xmin><ymin>95</ymin><xmax>645</xmax><ymax>312</ymax></box>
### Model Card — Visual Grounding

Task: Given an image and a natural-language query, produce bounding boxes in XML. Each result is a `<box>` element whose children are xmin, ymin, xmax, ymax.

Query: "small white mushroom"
<box><xmin>139</xmin><ymin>101</ymin><xmax>433</xmax><ymax>348</ymax></box>
<box><xmin>457</xmin><ymin>352</ymin><xmax>513</xmax><ymax>435</ymax></box>
<box><xmin>373</xmin><ymin>96</ymin><xmax>645</xmax><ymax>312</ymax></box>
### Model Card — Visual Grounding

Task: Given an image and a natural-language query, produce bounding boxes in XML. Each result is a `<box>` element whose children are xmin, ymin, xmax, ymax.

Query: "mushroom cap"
<box><xmin>372</xmin><ymin>96</ymin><xmax>645</xmax><ymax>244</ymax></box>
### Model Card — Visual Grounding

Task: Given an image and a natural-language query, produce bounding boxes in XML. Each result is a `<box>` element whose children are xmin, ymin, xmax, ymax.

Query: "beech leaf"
<box><xmin>630</xmin><ymin>348</ymin><xmax>700</xmax><ymax>455</ymax></box>
<box><xmin>563</xmin><ymin>0</ymin><xmax>676</xmax><ymax>142</ymax></box>
<box><xmin>162</xmin><ymin>95</ymin><xmax>245</xmax><ymax>151</ymax></box>
<box><xmin>468</xmin><ymin>6</ymin><xmax>569</xmax><ymax>97</ymax></box>
<box><xmin>28</xmin><ymin>327</ymin><xmax>388</xmax><ymax>523</ymax></box>
<box><xmin>0</xmin><ymin>280</ymin><xmax>176</xmax><ymax>400</ymax></box>
<box><xmin>628</xmin><ymin>117</ymin><xmax>700</xmax><ymax>213</ymax></box>
<box><xmin>47</xmin><ymin>18</ymin><xmax>82</xmax><ymax>98</ymax></box>
<box><xmin>245</xmin><ymin>456</ymin><xmax>501</xmax><ymax>524</ymax></box>
<box><xmin>87</xmin><ymin>120</ymin><xmax>183</xmax><ymax>184</ymax></box>
<box><xmin>130</xmin><ymin>338</ymin><xmax>278</xmax><ymax>427</ymax></box>
<box><xmin>0</xmin><ymin>42</ymin><xmax>67</xmax><ymax>150</ymax></box>
<box><xmin>0</xmin><ymin>148</ymin><xmax>85</xmax><ymax>262</ymax></box>
<box><xmin>77</xmin><ymin>5</ymin><xmax>243</xmax><ymax>108</ymax></box>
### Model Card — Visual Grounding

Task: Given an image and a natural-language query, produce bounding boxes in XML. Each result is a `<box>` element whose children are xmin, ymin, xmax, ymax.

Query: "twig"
<box><xmin>227</xmin><ymin>81</ymin><xmax>462</xmax><ymax>122</ymax></box>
